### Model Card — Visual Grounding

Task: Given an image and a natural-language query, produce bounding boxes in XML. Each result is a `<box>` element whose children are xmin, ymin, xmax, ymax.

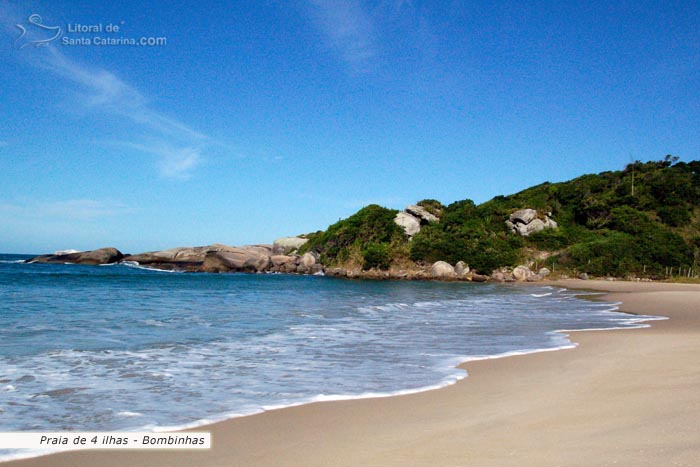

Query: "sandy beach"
<box><xmin>6</xmin><ymin>280</ymin><xmax>700</xmax><ymax>467</ymax></box>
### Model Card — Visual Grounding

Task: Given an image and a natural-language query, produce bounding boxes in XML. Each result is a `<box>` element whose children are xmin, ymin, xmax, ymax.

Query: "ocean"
<box><xmin>0</xmin><ymin>253</ymin><xmax>661</xmax><ymax>460</ymax></box>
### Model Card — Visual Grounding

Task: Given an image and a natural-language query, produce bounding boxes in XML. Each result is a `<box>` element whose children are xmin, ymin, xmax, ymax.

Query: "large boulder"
<box><xmin>512</xmin><ymin>265</ymin><xmax>533</xmax><ymax>281</ymax></box>
<box><xmin>270</xmin><ymin>255</ymin><xmax>297</xmax><ymax>268</ymax></box>
<box><xmin>200</xmin><ymin>247</ymin><xmax>271</xmax><ymax>273</ymax></box>
<box><xmin>454</xmin><ymin>261</ymin><xmax>470</xmax><ymax>276</ymax></box>
<box><xmin>300</xmin><ymin>252</ymin><xmax>318</xmax><ymax>267</ymax></box>
<box><xmin>509</xmin><ymin>209</ymin><xmax>538</xmax><ymax>224</ymax></box>
<box><xmin>124</xmin><ymin>246</ymin><xmax>213</xmax><ymax>265</ymax></box>
<box><xmin>27</xmin><ymin>247</ymin><xmax>124</xmax><ymax>265</ymax></box>
<box><xmin>126</xmin><ymin>244</ymin><xmax>272</xmax><ymax>272</ymax></box>
<box><xmin>406</xmin><ymin>205</ymin><xmax>439</xmax><ymax>224</ymax></box>
<box><xmin>430</xmin><ymin>261</ymin><xmax>455</xmax><ymax>279</ymax></box>
<box><xmin>272</xmin><ymin>237</ymin><xmax>308</xmax><ymax>255</ymax></box>
<box><xmin>394</xmin><ymin>211</ymin><xmax>421</xmax><ymax>237</ymax></box>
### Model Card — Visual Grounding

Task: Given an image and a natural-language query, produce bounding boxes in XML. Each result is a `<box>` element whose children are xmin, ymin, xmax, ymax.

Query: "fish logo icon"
<box><xmin>15</xmin><ymin>14</ymin><xmax>62</xmax><ymax>49</ymax></box>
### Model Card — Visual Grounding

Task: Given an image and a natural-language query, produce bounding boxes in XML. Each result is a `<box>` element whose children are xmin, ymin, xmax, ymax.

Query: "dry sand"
<box><xmin>6</xmin><ymin>280</ymin><xmax>700</xmax><ymax>466</ymax></box>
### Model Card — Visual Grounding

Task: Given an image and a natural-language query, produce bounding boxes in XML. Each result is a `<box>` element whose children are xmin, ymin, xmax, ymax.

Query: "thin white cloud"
<box><xmin>18</xmin><ymin>46</ymin><xmax>209</xmax><ymax>178</ymax></box>
<box><xmin>118</xmin><ymin>141</ymin><xmax>203</xmax><ymax>180</ymax></box>
<box><xmin>306</xmin><ymin>0</ymin><xmax>378</xmax><ymax>72</ymax></box>
<box><xmin>0</xmin><ymin>141</ymin><xmax>8</xmax><ymax>147</ymax></box>
<box><xmin>0</xmin><ymin>199</ymin><xmax>135</xmax><ymax>221</ymax></box>
<box><xmin>42</xmin><ymin>48</ymin><xmax>207</xmax><ymax>141</ymax></box>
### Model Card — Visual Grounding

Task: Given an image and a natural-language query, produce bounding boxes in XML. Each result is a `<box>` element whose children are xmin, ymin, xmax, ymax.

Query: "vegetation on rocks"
<box><xmin>302</xmin><ymin>156</ymin><xmax>700</xmax><ymax>278</ymax></box>
<box><xmin>299</xmin><ymin>205</ymin><xmax>405</xmax><ymax>269</ymax></box>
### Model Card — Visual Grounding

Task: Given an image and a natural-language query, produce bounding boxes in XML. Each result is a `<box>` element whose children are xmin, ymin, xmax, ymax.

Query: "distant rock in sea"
<box><xmin>27</xmin><ymin>247</ymin><xmax>124</xmax><ymax>265</ymax></box>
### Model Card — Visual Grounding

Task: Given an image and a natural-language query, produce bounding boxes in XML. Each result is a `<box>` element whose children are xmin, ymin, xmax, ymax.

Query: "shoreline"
<box><xmin>6</xmin><ymin>279</ymin><xmax>700</xmax><ymax>466</ymax></box>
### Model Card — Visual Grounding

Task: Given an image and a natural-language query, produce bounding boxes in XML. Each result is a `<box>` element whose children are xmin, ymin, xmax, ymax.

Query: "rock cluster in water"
<box><xmin>26</xmin><ymin>242</ymin><xmax>323</xmax><ymax>275</ymax></box>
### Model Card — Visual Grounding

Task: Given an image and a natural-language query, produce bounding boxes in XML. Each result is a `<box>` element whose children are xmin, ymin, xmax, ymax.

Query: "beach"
<box><xmin>7</xmin><ymin>279</ymin><xmax>700</xmax><ymax>466</ymax></box>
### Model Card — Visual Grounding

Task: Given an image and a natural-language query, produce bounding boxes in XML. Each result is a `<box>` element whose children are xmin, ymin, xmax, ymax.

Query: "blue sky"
<box><xmin>0</xmin><ymin>1</ymin><xmax>698</xmax><ymax>254</ymax></box>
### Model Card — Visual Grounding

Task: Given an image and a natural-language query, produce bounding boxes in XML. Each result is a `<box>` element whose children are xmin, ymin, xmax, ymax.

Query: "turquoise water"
<box><xmin>0</xmin><ymin>254</ymin><xmax>659</xmax><ymax>459</ymax></box>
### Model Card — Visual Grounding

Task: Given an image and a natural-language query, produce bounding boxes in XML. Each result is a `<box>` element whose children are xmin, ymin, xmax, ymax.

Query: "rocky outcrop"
<box><xmin>272</xmin><ymin>237</ymin><xmax>308</xmax><ymax>255</ymax></box>
<box><xmin>296</xmin><ymin>252</ymin><xmax>322</xmax><ymax>274</ymax></box>
<box><xmin>394</xmin><ymin>211</ymin><xmax>421</xmax><ymax>237</ymax></box>
<box><xmin>27</xmin><ymin>247</ymin><xmax>124</xmax><ymax>265</ymax></box>
<box><xmin>506</xmin><ymin>209</ymin><xmax>558</xmax><ymax>236</ymax></box>
<box><xmin>125</xmin><ymin>245</ymin><xmax>222</xmax><ymax>270</ymax></box>
<box><xmin>200</xmin><ymin>248</ymin><xmax>271</xmax><ymax>273</ymax></box>
<box><xmin>394</xmin><ymin>203</ymin><xmax>440</xmax><ymax>237</ymax></box>
<box><xmin>430</xmin><ymin>261</ymin><xmax>456</xmax><ymax>278</ymax></box>
<box><xmin>491</xmin><ymin>265</ymin><xmax>545</xmax><ymax>282</ymax></box>
<box><xmin>406</xmin><ymin>205</ymin><xmax>439</xmax><ymax>223</ymax></box>
<box><xmin>123</xmin><ymin>244</ymin><xmax>274</xmax><ymax>272</ymax></box>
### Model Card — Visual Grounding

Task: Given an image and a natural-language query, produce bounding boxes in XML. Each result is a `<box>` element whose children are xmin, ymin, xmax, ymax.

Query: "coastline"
<box><xmin>6</xmin><ymin>280</ymin><xmax>700</xmax><ymax>466</ymax></box>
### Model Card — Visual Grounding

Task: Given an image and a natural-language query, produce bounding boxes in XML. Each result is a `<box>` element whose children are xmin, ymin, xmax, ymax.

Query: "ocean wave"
<box><xmin>0</xmin><ymin>274</ymin><xmax>664</xmax><ymax>463</ymax></box>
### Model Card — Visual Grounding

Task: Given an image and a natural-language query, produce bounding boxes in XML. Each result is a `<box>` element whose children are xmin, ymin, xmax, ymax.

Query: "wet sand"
<box><xmin>7</xmin><ymin>280</ymin><xmax>700</xmax><ymax>466</ymax></box>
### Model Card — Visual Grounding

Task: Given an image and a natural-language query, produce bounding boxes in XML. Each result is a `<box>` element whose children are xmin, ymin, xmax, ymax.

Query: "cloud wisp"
<box><xmin>28</xmin><ymin>47</ymin><xmax>208</xmax><ymax>179</ymax></box>
<box><xmin>119</xmin><ymin>141</ymin><xmax>204</xmax><ymax>180</ymax></box>
<box><xmin>306</xmin><ymin>0</ymin><xmax>378</xmax><ymax>73</ymax></box>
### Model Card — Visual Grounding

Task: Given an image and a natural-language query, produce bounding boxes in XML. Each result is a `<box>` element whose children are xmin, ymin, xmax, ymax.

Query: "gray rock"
<box><xmin>506</xmin><ymin>209</ymin><xmax>558</xmax><ymax>236</ymax></box>
<box><xmin>520</xmin><ymin>218</ymin><xmax>546</xmax><ymax>236</ymax></box>
<box><xmin>526</xmin><ymin>274</ymin><xmax>544</xmax><ymax>282</ymax></box>
<box><xmin>200</xmin><ymin>247</ymin><xmax>271</xmax><ymax>273</ymax></box>
<box><xmin>394</xmin><ymin>211</ymin><xmax>421</xmax><ymax>237</ymax></box>
<box><xmin>491</xmin><ymin>271</ymin><xmax>506</xmax><ymax>282</ymax></box>
<box><xmin>28</xmin><ymin>247</ymin><xmax>124</xmax><ymax>265</ymax></box>
<box><xmin>326</xmin><ymin>267</ymin><xmax>346</xmax><ymax>277</ymax></box>
<box><xmin>544</xmin><ymin>217</ymin><xmax>558</xmax><ymax>229</ymax></box>
<box><xmin>280</xmin><ymin>261</ymin><xmax>299</xmax><ymax>273</ymax></box>
<box><xmin>300</xmin><ymin>252</ymin><xmax>318</xmax><ymax>268</ymax></box>
<box><xmin>455</xmin><ymin>261</ymin><xmax>470</xmax><ymax>276</ymax></box>
<box><xmin>125</xmin><ymin>245</ymin><xmax>215</xmax><ymax>265</ymax></box>
<box><xmin>308</xmin><ymin>264</ymin><xmax>324</xmax><ymax>275</ymax></box>
<box><xmin>579</xmin><ymin>272</ymin><xmax>589</xmax><ymax>280</ymax></box>
<box><xmin>538</xmin><ymin>267</ymin><xmax>551</xmax><ymax>277</ymax></box>
<box><xmin>509</xmin><ymin>208</ymin><xmax>538</xmax><ymax>225</ymax></box>
<box><xmin>272</xmin><ymin>237</ymin><xmax>308</xmax><ymax>255</ymax></box>
<box><xmin>430</xmin><ymin>261</ymin><xmax>455</xmax><ymax>278</ymax></box>
<box><xmin>270</xmin><ymin>255</ymin><xmax>297</xmax><ymax>268</ymax></box>
<box><xmin>405</xmin><ymin>205</ymin><xmax>439</xmax><ymax>224</ymax></box>
<box><xmin>512</xmin><ymin>265</ymin><xmax>533</xmax><ymax>281</ymax></box>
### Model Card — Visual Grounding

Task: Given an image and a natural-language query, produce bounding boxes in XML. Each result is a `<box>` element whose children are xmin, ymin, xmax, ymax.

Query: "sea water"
<box><xmin>0</xmin><ymin>254</ymin><xmax>661</xmax><ymax>460</ymax></box>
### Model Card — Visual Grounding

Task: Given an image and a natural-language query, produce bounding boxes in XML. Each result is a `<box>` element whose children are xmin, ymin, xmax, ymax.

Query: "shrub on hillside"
<box><xmin>362</xmin><ymin>243</ymin><xmax>392</xmax><ymax>270</ymax></box>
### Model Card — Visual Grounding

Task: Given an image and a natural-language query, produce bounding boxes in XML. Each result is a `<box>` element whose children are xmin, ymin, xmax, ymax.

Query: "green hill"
<box><xmin>301</xmin><ymin>156</ymin><xmax>700</xmax><ymax>279</ymax></box>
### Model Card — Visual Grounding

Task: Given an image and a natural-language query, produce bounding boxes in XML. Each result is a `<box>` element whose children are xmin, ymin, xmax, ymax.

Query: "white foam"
<box><xmin>53</xmin><ymin>249</ymin><xmax>81</xmax><ymax>255</ymax></box>
<box><xmin>0</xmin><ymin>277</ymin><xmax>668</xmax><ymax>465</ymax></box>
<box><xmin>117</xmin><ymin>261</ymin><xmax>183</xmax><ymax>273</ymax></box>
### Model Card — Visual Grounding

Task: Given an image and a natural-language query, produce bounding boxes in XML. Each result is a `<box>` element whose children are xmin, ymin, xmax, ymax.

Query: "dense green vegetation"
<box><xmin>299</xmin><ymin>204</ymin><xmax>405</xmax><ymax>268</ymax></box>
<box><xmin>303</xmin><ymin>157</ymin><xmax>700</xmax><ymax>278</ymax></box>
